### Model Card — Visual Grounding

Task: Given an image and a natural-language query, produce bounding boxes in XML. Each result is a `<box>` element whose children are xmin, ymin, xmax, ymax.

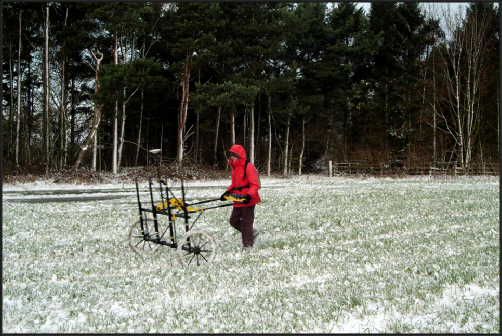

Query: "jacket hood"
<box><xmin>229</xmin><ymin>144</ymin><xmax>247</xmax><ymax>162</ymax></box>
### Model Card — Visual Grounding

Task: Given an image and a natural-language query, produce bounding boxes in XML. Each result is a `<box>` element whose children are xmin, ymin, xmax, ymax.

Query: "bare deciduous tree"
<box><xmin>432</xmin><ymin>4</ymin><xmax>493</xmax><ymax>168</ymax></box>
<box><xmin>176</xmin><ymin>54</ymin><xmax>192</xmax><ymax>166</ymax></box>
<box><xmin>73</xmin><ymin>50</ymin><xmax>103</xmax><ymax>170</ymax></box>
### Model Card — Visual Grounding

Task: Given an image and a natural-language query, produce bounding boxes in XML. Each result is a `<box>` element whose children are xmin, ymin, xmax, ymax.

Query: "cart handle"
<box><xmin>223</xmin><ymin>193</ymin><xmax>246</xmax><ymax>202</ymax></box>
<box><xmin>155</xmin><ymin>194</ymin><xmax>245</xmax><ymax>213</ymax></box>
<box><xmin>176</xmin><ymin>193</ymin><xmax>246</xmax><ymax>206</ymax></box>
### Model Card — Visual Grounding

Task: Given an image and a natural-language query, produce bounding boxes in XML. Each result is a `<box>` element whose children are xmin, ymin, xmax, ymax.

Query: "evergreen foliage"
<box><xmin>2</xmin><ymin>2</ymin><xmax>499</xmax><ymax>175</ymax></box>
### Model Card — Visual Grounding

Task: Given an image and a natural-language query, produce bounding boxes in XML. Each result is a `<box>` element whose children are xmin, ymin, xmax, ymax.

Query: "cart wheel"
<box><xmin>177</xmin><ymin>229</ymin><xmax>217</xmax><ymax>267</ymax></box>
<box><xmin>128</xmin><ymin>219</ymin><xmax>166</xmax><ymax>254</ymax></box>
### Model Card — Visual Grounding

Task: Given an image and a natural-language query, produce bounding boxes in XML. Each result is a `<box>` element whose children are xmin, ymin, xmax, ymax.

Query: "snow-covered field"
<box><xmin>3</xmin><ymin>175</ymin><xmax>499</xmax><ymax>333</ymax></box>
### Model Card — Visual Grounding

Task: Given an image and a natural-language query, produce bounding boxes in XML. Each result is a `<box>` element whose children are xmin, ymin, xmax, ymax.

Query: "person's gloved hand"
<box><xmin>220</xmin><ymin>191</ymin><xmax>231</xmax><ymax>201</ymax></box>
<box><xmin>242</xmin><ymin>194</ymin><xmax>251</xmax><ymax>204</ymax></box>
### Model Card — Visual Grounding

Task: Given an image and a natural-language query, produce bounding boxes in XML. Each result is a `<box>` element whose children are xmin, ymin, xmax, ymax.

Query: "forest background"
<box><xmin>2</xmin><ymin>2</ymin><xmax>500</xmax><ymax>180</ymax></box>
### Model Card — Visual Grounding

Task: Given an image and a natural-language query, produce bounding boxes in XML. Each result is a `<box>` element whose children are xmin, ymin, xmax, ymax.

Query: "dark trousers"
<box><xmin>229</xmin><ymin>205</ymin><xmax>255</xmax><ymax>247</ymax></box>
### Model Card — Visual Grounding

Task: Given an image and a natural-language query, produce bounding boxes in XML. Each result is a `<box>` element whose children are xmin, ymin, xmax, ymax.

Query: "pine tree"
<box><xmin>369</xmin><ymin>2</ymin><xmax>440</xmax><ymax>164</ymax></box>
<box><xmin>160</xmin><ymin>2</ymin><xmax>226</xmax><ymax>167</ymax></box>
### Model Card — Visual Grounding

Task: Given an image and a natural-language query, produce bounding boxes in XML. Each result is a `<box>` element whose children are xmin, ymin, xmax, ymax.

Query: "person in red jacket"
<box><xmin>220</xmin><ymin>144</ymin><xmax>261</xmax><ymax>248</ymax></box>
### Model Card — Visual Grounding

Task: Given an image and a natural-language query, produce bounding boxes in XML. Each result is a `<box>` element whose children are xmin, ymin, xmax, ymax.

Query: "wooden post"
<box><xmin>329</xmin><ymin>161</ymin><xmax>333</xmax><ymax>177</ymax></box>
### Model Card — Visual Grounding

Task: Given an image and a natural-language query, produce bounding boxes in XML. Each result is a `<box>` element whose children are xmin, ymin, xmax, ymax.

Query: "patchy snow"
<box><xmin>2</xmin><ymin>175</ymin><xmax>499</xmax><ymax>333</ymax></box>
<box><xmin>328</xmin><ymin>284</ymin><xmax>499</xmax><ymax>333</ymax></box>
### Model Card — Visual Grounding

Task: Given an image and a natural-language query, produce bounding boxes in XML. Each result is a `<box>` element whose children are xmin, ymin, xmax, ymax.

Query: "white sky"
<box><xmin>355</xmin><ymin>2</ymin><xmax>498</xmax><ymax>15</ymax></box>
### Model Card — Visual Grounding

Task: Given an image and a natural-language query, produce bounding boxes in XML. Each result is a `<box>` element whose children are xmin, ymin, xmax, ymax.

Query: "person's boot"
<box><xmin>253</xmin><ymin>228</ymin><xmax>260</xmax><ymax>242</ymax></box>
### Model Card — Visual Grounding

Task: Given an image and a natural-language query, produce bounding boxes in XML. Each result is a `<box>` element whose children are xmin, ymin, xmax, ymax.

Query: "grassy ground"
<box><xmin>2</xmin><ymin>176</ymin><xmax>499</xmax><ymax>333</ymax></box>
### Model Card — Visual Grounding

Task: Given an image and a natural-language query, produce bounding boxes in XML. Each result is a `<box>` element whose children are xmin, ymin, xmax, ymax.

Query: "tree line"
<box><xmin>2</xmin><ymin>2</ymin><xmax>499</xmax><ymax>176</ymax></box>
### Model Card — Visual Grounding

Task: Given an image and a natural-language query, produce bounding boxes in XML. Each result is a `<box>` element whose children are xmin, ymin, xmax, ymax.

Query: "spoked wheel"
<box><xmin>177</xmin><ymin>229</ymin><xmax>217</xmax><ymax>267</ymax></box>
<box><xmin>129</xmin><ymin>219</ymin><xmax>167</xmax><ymax>254</ymax></box>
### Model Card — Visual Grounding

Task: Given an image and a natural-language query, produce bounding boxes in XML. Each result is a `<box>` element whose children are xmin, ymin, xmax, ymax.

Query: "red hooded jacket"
<box><xmin>227</xmin><ymin>144</ymin><xmax>261</xmax><ymax>207</ymax></box>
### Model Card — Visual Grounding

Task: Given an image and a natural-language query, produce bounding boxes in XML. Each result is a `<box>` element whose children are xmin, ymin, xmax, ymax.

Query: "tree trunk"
<box><xmin>288</xmin><ymin>144</ymin><xmax>294</xmax><ymax>176</ymax></box>
<box><xmin>44</xmin><ymin>6</ymin><xmax>50</xmax><ymax>171</ymax></box>
<box><xmin>118</xmin><ymin>87</ymin><xmax>127</xmax><ymax>169</ymax></box>
<box><xmin>59</xmin><ymin>57</ymin><xmax>65</xmax><ymax>168</ymax></box>
<box><xmin>160</xmin><ymin>123</ymin><xmax>164</xmax><ymax>156</ymax></box>
<box><xmin>25</xmin><ymin>62</ymin><xmax>32</xmax><ymax>163</ymax></box>
<box><xmin>325</xmin><ymin>114</ymin><xmax>333</xmax><ymax>157</ymax></box>
<box><xmin>176</xmin><ymin>55</ymin><xmax>191</xmax><ymax>166</ymax></box>
<box><xmin>113</xmin><ymin>101</ymin><xmax>118</xmax><ymax>173</ymax></box>
<box><xmin>90</xmin><ymin>50</ymin><xmax>103</xmax><ymax>171</ymax></box>
<box><xmin>195</xmin><ymin>112</ymin><xmax>199</xmax><ymax>163</ymax></box>
<box><xmin>283</xmin><ymin>115</ymin><xmax>290</xmax><ymax>176</ymax></box>
<box><xmin>249</xmin><ymin>102</ymin><xmax>255</xmax><ymax>163</ymax></box>
<box><xmin>92</xmin><ymin>126</ymin><xmax>97</xmax><ymax>170</ymax></box>
<box><xmin>433</xmin><ymin>48</ymin><xmax>437</xmax><ymax>164</ymax></box>
<box><xmin>15</xmin><ymin>11</ymin><xmax>22</xmax><ymax>166</ymax></box>
<box><xmin>214</xmin><ymin>106</ymin><xmax>221</xmax><ymax>166</ymax></box>
<box><xmin>59</xmin><ymin>5</ymin><xmax>69</xmax><ymax>169</ymax></box>
<box><xmin>230</xmin><ymin>107</ymin><xmax>235</xmax><ymax>145</ymax></box>
<box><xmin>118</xmin><ymin>32</ymin><xmax>132</xmax><ymax>170</ymax></box>
<box><xmin>497</xmin><ymin>77</ymin><xmax>500</xmax><ymax>156</ymax></box>
<box><xmin>73</xmin><ymin>106</ymin><xmax>103</xmax><ymax>169</ymax></box>
<box><xmin>195</xmin><ymin>69</ymin><xmax>201</xmax><ymax>164</ymax></box>
<box><xmin>256</xmin><ymin>98</ymin><xmax>261</xmax><ymax>165</ymax></box>
<box><xmin>298</xmin><ymin>117</ymin><xmax>305</xmax><ymax>176</ymax></box>
<box><xmin>420</xmin><ymin>47</ymin><xmax>427</xmax><ymax>159</ymax></box>
<box><xmin>112</xmin><ymin>31</ymin><xmax>118</xmax><ymax>174</ymax></box>
<box><xmin>8</xmin><ymin>39</ymin><xmax>14</xmax><ymax>155</ymax></box>
<box><xmin>243</xmin><ymin>108</ymin><xmax>247</xmax><ymax>146</ymax></box>
<box><xmin>74</xmin><ymin>51</ymin><xmax>102</xmax><ymax>170</ymax></box>
<box><xmin>267</xmin><ymin>95</ymin><xmax>272</xmax><ymax>176</ymax></box>
<box><xmin>115</xmin><ymin>85</ymin><xmax>140</xmax><ymax>168</ymax></box>
<box><xmin>135</xmin><ymin>88</ymin><xmax>144</xmax><ymax>166</ymax></box>
<box><xmin>71</xmin><ymin>78</ymin><xmax>76</xmax><ymax>163</ymax></box>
